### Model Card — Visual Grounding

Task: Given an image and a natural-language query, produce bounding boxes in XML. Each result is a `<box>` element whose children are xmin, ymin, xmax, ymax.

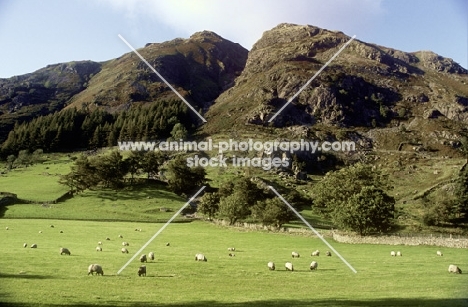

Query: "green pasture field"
<box><xmin>0</xmin><ymin>218</ymin><xmax>467</xmax><ymax>307</ymax></box>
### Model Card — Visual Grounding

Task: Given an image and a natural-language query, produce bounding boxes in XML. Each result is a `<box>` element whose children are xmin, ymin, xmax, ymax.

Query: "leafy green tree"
<box><xmin>219</xmin><ymin>192</ymin><xmax>249</xmax><ymax>225</ymax></box>
<box><xmin>169</xmin><ymin>123</ymin><xmax>188</xmax><ymax>140</ymax></box>
<box><xmin>92</xmin><ymin>151</ymin><xmax>128</xmax><ymax>188</ymax></box>
<box><xmin>166</xmin><ymin>155</ymin><xmax>206</xmax><ymax>195</ymax></box>
<box><xmin>59</xmin><ymin>155</ymin><xmax>99</xmax><ymax>194</ymax></box>
<box><xmin>252</xmin><ymin>197</ymin><xmax>294</xmax><ymax>228</ymax></box>
<box><xmin>197</xmin><ymin>192</ymin><xmax>220</xmax><ymax>220</ymax></box>
<box><xmin>141</xmin><ymin>151</ymin><xmax>164</xmax><ymax>180</ymax></box>
<box><xmin>312</xmin><ymin>163</ymin><xmax>394</xmax><ymax>235</ymax></box>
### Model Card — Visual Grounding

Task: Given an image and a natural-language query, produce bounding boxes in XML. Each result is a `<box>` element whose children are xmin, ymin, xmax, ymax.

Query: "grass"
<box><xmin>0</xmin><ymin>218</ymin><xmax>467</xmax><ymax>306</ymax></box>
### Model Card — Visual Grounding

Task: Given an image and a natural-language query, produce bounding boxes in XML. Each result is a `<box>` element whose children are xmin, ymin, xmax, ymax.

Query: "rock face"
<box><xmin>204</xmin><ymin>23</ymin><xmax>468</xmax><ymax>134</ymax></box>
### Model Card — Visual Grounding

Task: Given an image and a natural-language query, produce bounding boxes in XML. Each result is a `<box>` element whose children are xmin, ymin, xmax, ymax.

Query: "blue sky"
<box><xmin>0</xmin><ymin>0</ymin><xmax>466</xmax><ymax>78</ymax></box>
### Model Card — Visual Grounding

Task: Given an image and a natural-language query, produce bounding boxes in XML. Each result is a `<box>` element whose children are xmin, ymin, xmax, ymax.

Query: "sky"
<box><xmin>0</xmin><ymin>0</ymin><xmax>466</xmax><ymax>78</ymax></box>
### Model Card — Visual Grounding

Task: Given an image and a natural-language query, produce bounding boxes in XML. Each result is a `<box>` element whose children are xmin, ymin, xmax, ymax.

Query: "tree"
<box><xmin>335</xmin><ymin>186</ymin><xmax>395</xmax><ymax>235</ymax></box>
<box><xmin>92</xmin><ymin>151</ymin><xmax>128</xmax><ymax>188</ymax></box>
<box><xmin>166</xmin><ymin>155</ymin><xmax>206</xmax><ymax>196</ymax></box>
<box><xmin>252</xmin><ymin>197</ymin><xmax>294</xmax><ymax>228</ymax></box>
<box><xmin>141</xmin><ymin>151</ymin><xmax>164</xmax><ymax>180</ymax></box>
<box><xmin>58</xmin><ymin>155</ymin><xmax>99</xmax><ymax>194</ymax></box>
<box><xmin>218</xmin><ymin>192</ymin><xmax>249</xmax><ymax>225</ymax></box>
<box><xmin>197</xmin><ymin>192</ymin><xmax>220</xmax><ymax>220</ymax></box>
<box><xmin>312</xmin><ymin>163</ymin><xmax>394</xmax><ymax>235</ymax></box>
<box><xmin>169</xmin><ymin>123</ymin><xmax>188</xmax><ymax>140</ymax></box>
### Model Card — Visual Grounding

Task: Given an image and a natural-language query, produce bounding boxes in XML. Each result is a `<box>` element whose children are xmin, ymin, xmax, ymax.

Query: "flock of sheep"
<box><xmin>267</xmin><ymin>250</ymin><xmax>330</xmax><ymax>272</ymax></box>
<box><xmin>7</xmin><ymin>225</ymin><xmax>464</xmax><ymax>276</ymax></box>
<box><xmin>389</xmin><ymin>249</ymin><xmax>462</xmax><ymax>274</ymax></box>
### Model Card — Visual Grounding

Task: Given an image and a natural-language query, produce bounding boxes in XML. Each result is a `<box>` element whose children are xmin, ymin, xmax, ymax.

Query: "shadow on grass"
<box><xmin>1</xmin><ymin>298</ymin><xmax>468</xmax><ymax>307</ymax></box>
<box><xmin>0</xmin><ymin>273</ymin><xmax>51</xmax><ymax>279</ymax></box>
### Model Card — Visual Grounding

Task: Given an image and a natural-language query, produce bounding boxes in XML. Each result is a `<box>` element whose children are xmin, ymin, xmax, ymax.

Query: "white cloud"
<box><xmin>99</xmin><ymin>0</ymin><xmax>384</xmax><ymax>49</ymax></box>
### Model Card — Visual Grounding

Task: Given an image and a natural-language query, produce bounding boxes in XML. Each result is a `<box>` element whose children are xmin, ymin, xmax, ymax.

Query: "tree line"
<box><xmin>0</xmin><ymin>99</ymin><xmax>194</xmax><ymax>158</ymax></box>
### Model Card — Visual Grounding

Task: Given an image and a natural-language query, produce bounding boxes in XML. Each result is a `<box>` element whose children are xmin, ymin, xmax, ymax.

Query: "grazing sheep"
<box><xmin>229</xmin><ymin>253</ymin><xmax>235</xmax><ymax>257</ymax></box>
<box><xmin>96</xmin><ymin>246</ymin><xmax>102</xmax><ymax>252</ymax></box>
<box><xmin>148</xmin><ymin>252</ymin><xmax>155</xmax><ymax>261</ymax></box>
<box><xmin>118</xmin><ymin>234</ymin><xmax>123</xmax><ymax>238</ymax></box>
<box><xmin>38</xmin><ymin>231</ymin><xmax>42</xmax><ymax>234</ymax></box>
<box><xmin>195</xmin><ymin>253</ymin><xmax>207</xmax><ymax>262</ymax></box>
<box><xmin>97</xmin><ymin>241</ymin><xmax>102</xmax><ymax>245</ymax></box>
<box><xmin>326</xmin><ymin>251</ymin><xmax>332</xmax><ymax>257</ymax></box>
<box><xmin>137</xmin><ymin>265</ymin><xmax>146</xmax><ymax>277</ymax></box>
<box><xmin>448</xmin><ymin>264</ymin><xmax>462</xmax><ymax>274</ymax></box>
<box><xmin>121</xmin><ymin>248</ymin><xmax>128</xmax><ymax>254</ymax></box>
<box><xmin>285</xmin><ymin>262</ymin><xmax>294</xmax><ymax>271</ymax></box>
<box><xmin>87</xmin><ymin>264</ymin><xmax>104</xmax><ymax>276</ymax></box>
<box><xmin>30</xmin><ymin>243</ymin><xmax>37</xmax><ymax>248</ymax></box>
<box><xmin>106</xmin><ymin>237</ymin><xmax>110</xmax><ymax>241</ymax></box>
<box><xmin>310</xmin><ymin>261</ymin><xmax>318</xmax><ymax>270</ymax></box>
<box><xmin>59</xmin><ymin>230</ymin><xmax>63</xmax><ymax>233</ymax></box>
<box><xmin>166</xmin><ymin>242</ymin><xmax>170</xmax><ymax>246</ymax></box>
<box><xmin>292</xmin><ymin>251</ymin><xmax>300</xmax><ymax>258</ymax></box>
<box><xmin>267</xmin><ymin>261</ymin><xmax>275</xmax><ymax>271</ymax></box>
<box><xmin>122</xmin><ymin>242</ymin><xmax>129</xmax><ymax>246</ymax></box>
<box><xmin>311</xmin><ymin>250</ymin><xmax>320</xmax><ymax>256</ymax></box>
<box><xmin>60</xmin><ymin>247</ymin><xmax>71</xmax><ymax>255</ymax></box>
<box><xmin>390</xmin><ymin>251</ymin><xmax>396</xmax><ymax>257</ymax></box>
<box><xmin>437</xmin><ymin>251</ymin><xmax>443</xmax><ymax>256</ymax></box>
<box><xmin>140</xmin><ymin>254</ymin><xmax>147</xmax><ymax>263</ymax></box>
<box><xmin>5</xmin><ymin>227</ymin><xmax>8</xmax><ymax>230</ymax></box>
<box><xmin>138</xmin><ymin>229</ymin><xmax>142</xmax><ymax>232</ymax></box>
<box><xmin>50</xmin><ymin>225</ymin><xmax>54</xmax><ymax>228</ymax></box>
<box><xmin>135</xmin><ymin>228</ymin><xmax>139</xmax><ymax>231</ymax></box>
<box><xmin>23</xmin><ymin>243</ymin><xmax>27</xmax><ymax>248</ymax></box>
<box><xmin>228</xmin><ymin>247</ymin><xmax>235</xmax><ymax>251</ymax></box>
<box><xmin>396</xmin><ymin>251</ymin><xmax>402</xmax><ymax>257</ymax></box>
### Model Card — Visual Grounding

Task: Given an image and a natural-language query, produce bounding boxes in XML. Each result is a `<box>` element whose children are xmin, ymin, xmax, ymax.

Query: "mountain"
<box><xmin>1</xmin><ymin>23</ymin><xmax>468</xmax><ymax>159</ymax></box>
<box><xmin>0</xmin><ymin>31</ymin><xmax>248</xmax><ymax>142</ymax></box>
<box><xmin>204</xmin><ymin>23</ymin><xmax>467</xmax><ymax>130</ymax></box>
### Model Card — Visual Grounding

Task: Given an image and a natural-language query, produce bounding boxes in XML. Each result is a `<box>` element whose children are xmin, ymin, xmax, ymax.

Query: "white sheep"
<box><xmin>148</xmin><ymin>252</ymin><xmax>155</xmax><ymax>261</ymax></box>
<box><xmin>311</xmin><ymin>250</ymin><xmax>320</xmax><ymax>256</ymax></box>
<box><xmin>5</xmin><ymin>226</ymin><xmax>8</xmax><ymax>230</ymax></box>
<box><xmin>23</xmin><ymin>243</ymin><xmax>27</xmax><ymax>248</ymax></box>
<box><xmin>267</xmin><ymin>261</ymin><xmax>275</xmax><ymax>270</ymax></box>
<box><xmin>390</xmin><ymin>251</ymin><xmax>396</xmax><ymax>256</ymax></box>
<box><xmin>122</xmin><ymin>242</ymin><xmax>129</xmax><ymax>246</ymax></box>
<box><xmin>38</xmin><ymin>231</ymin><xmax>42</xmax><ymax>234</ymax></box>
<box><xmin>228</xmin><ymin>247</ymin><xmax>235</xmax><ymax>251</ymax></box>
<box><xmin>326</xmin><ymin>251</ymin><xmax>332</xmax><ymax>257</ymax></box>
<box><xmin>138</xmin><ymin>265</ymin><xmax>146</xmax><ymax>277</ymax></box>
<box><xmin>166</xmin><ymin>242</ymin><xmax>170</xmax><ymax>246</ymax></box>
<box><xmin>195</xmin><ymin>253</ymin><xmax>207</xmax><ymax>261</ymax></box>
<box><xmin>436</xmin><ymin>251</ymin><xmax>443</xmax><ymax>256</ymax></box>
<box><xmin>87</xmin><ymin>264</ymin><xmax>104</xmax><ymax>276</ymax></box>
<box><xmin>121</xmin><ymin>248</ymin><xmax>128</xmax><ymax>254</ymax></box>
<box><xmin>60</xmin><ymin>247</ymin><xmax>71</xmax><ymax>255</ymax></box>
<box><xmin>97</xmin><ymin>241</ymin><xmax>102</xmax><ymax>245</ymax></box>
<box><xmin>292</xmin><ymin>251</ymin><xmax>300</xmax><ymax>258</ymax></box>
<box><xmin>140</xmin><ymin>254</ymin><xmax>147</xmax><ymax>263</ymax></box>
<box><xmin>285</xmin><ymin>262</ymin><xmax>294</xmax><ymax>271</ymax></box>
<box><xmin>310</xmin><ymin>261</ymin><xmax>318</xmax><ymax>270</ymax></box>
<box><xmin>448</xmin><ymin>264</ymin><xmax>462</xmax><ymax>274</ymax></box>
<box><xmin>396</xmin><ymin>251</ymin><xmax>402</xmax><ymax>257</ymax></box>
<box><xmin>30</xmin><ymin>243</ymin><xmax>37</xmax><ymax>248</ymax></box>
<box><xmin>229</xmin><ymin>253</ymin><xmax>235</xmax><ymax>257</ymax></box>
<box><xmin>118</xmin><ymin>234</ymin><xmax>123</xmax><ymax>238</ymax></box>
<box><xmin>96</xmin><ymin>246</ymin><xmax>102</xmax><ymax>252</ymax></box>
